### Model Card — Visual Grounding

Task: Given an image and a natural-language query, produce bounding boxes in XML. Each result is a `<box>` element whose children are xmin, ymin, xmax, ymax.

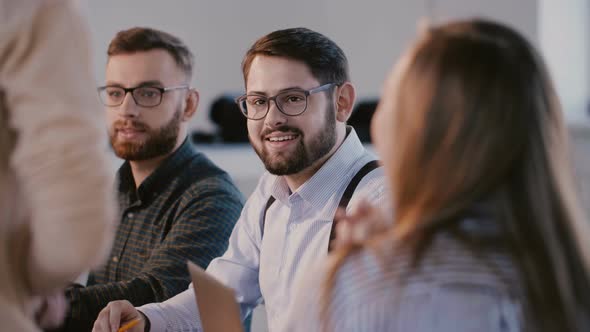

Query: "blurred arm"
<box><xmin>0</xmin><ymin>0</ymin><xmax>117</xmax><ymax>293</ymax></box>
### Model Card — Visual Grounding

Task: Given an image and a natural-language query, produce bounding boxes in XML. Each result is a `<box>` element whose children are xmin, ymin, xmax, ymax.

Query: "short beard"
<box><xmin>252</xmin><ymin>104</ymin><xmax>337</xmax><ymax>175</ymax></box>
<box><xmin>109</xmin><ymin>108</ymin><xmax>182</xmax><ymax>161</ymax></box>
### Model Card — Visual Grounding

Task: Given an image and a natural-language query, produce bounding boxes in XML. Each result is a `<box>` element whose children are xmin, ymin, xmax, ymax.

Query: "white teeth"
<box><xmin>268</xmin><ymin>135</ymin><xmax>296</xmax><ymax>142</ymax></box>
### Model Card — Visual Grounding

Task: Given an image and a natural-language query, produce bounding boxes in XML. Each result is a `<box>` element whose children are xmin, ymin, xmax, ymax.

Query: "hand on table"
<box><xmin>92</xmin><ymin>300</ymin><xmax>145</xmax><ymax>332</ymax></box>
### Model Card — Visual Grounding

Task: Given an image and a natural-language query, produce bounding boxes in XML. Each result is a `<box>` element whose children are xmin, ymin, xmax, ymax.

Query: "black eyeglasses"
<box><xmin>97</xmin><ymin>85</ymin><xmax>189</xmax><ymax>108</ymax></box>
<box><xmin>235</xmin><ymin>83</ymin><xmax>336</xmax><ymax>120</ymax></box>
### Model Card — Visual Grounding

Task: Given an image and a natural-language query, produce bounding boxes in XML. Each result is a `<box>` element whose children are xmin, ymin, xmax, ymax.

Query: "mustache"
<box><xmin>114</xmin><ymin>120</ymin><xmax>148</xmax><ymax>131</ymax></box>
<box><xmin>261</xmin><ymin>126</ymin><xmax>303</xmax><ymax>138</ymax></box>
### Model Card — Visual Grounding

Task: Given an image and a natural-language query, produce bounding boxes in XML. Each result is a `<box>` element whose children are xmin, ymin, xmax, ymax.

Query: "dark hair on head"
<box><xmin>107</xmin><ymin>27</ymin><xmax>194</xmax><ymax>78</ymax></box>
<box><xmin>241</xmin><ymin>27</ymin><xmax>349</xmax><ymax>86</ymax></box>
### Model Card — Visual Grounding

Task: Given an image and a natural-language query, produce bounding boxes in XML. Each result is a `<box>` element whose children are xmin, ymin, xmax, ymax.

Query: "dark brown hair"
<box><xmin>107</xmin><ymin>27</ymin><xmax>194</xmax><ymax>78</ymax></box>
<box><xmin>241</xmin><ymin>27</ymin><xmax>349</xmax><ymax>86</ymax></box>
<box><xmin>326</xmin><ymin>19</ymin><xmax>590</xmax><ymax>331</ymax></box>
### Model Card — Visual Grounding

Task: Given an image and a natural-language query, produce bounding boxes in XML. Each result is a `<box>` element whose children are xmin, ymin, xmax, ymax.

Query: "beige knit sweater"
<box><xmin>0</xmin><ymin>1</ymin><xmax>116</xmax><ymax>330</ymax></box>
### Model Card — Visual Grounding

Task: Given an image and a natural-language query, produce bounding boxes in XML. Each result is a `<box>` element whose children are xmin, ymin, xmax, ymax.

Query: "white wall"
<box><xmin>86</xmin><ymin>0</ymin><xmax>539</xmax><ymax>134</ymax></box>
<box><xmin>539</xmin><ymin>0</ymin><xmax>589</xmax><ymax>124</ymax></box>
<box><xmin>429</xmin><ymin>0</ymin><xmax>538</xmax><ymax>41</ymax></box>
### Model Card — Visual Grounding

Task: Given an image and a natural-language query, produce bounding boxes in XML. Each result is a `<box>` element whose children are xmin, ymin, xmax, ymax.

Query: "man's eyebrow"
<box><xmin>136</xmin><ymin>80</ymin><xmax>164</xmax><ymax>87</ymax></box>
<box><xmin>104</xmin><ymin>80</ymin><xmax>164</xmax><ymax>88</ymax></box>
<box><xmin>248</xmin><ymin>86</ymin><xmax>306</xmax><ymax>95</ymax></box>
<box><xmin>104</xmin><ymin>81</ymin><xmax>124</xmax><ymax>88</ymax></box>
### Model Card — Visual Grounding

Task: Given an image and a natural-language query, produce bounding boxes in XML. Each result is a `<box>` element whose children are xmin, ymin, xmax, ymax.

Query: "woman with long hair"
<box><xmin>286</xmin><ymin>19</ymin><xmax>590</xmax><ymax>331</ymax></box>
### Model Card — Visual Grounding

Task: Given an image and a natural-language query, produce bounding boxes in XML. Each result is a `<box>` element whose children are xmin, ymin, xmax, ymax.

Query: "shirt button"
<box><xmin>112</xmin><ymin>256</ymin><xmax>118</xmax><ymax>263</ymax></box>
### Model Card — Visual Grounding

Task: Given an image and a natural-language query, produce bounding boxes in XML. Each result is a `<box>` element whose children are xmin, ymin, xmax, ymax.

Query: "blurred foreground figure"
<box><xmin>0</xmin><ymin>1</ymin><xmax>116</xmax><ymax>330</ymax></box>
<box><xmin>287</xmin><ymin>18</ymin><xmax>590</xmax><ymax>332</ymax></box>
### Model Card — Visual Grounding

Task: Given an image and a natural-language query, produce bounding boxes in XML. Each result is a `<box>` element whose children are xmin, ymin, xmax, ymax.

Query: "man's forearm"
<box><xmin>137</xmin><ymin>287</ymin><xmax>201</xmax><ymax>332</ymax></box>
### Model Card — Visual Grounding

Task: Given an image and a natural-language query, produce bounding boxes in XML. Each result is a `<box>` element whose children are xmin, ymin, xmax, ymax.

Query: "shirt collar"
<box><xmin>268</xmin><ymin>127</ymin><xmax>367</xmax><ymax>210</ymax></box>
<box><xmin>117</xmin><ymin>137</ymin><xmax>196</xmax><ymax>203</ymax></box>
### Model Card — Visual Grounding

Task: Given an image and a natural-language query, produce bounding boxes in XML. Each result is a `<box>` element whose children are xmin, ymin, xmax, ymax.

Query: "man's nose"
<box><xmin>264</xmin><ymin>99</ymin><xmax>287</xmax><ymax>128</ymax></box>
<box><xmin>118</xmin><ymin>92</ymin><xmax>140</xmax><ymax>117</ymax></box>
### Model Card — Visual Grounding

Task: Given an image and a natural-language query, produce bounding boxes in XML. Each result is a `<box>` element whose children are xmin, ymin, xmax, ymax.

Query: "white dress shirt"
<box><xmin>138</xmin><ymin>128</ymin><xmax>388</xmax><ymax>331</ymax></box>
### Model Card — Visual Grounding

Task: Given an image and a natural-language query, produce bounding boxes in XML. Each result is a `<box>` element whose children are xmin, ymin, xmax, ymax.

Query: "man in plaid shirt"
<box><xmin>58</xmin><ymin>27</ymin><xmax>244</xmax><ymax>331</ymax></box>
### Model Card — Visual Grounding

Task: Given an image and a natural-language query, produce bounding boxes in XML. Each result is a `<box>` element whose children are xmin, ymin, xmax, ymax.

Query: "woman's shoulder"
<box><xmin>328</xmin><ymin>234</ymin><xmax>527</xmax><ymax>331</ymax></box>
<box><xmin>335</xmin><ymin>227</ymin><xmax>521</xmax><ymax>289</ymax></box>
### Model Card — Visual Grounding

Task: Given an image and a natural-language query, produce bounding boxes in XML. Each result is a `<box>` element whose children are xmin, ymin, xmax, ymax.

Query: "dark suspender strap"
<box><xmin>260</xmin><ymin>160</ymin><xmax>380</xmax><ymax>251</ymax></box>
<box><xmin>261</xmin><ymin>196</ymin><xmax>276</xmax><ymax>238</ymax></box>
<box><xmin>328</xmin><ymin>160</ymin><xmax>380</xmax><ymax>252</ymax></box>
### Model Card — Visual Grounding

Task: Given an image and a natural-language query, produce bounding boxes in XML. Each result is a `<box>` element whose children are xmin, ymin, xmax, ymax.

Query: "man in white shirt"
<box><xmin>92</xmin><ymin>27</ymin><xmax>387</xmax><ymax>332</ymax></box>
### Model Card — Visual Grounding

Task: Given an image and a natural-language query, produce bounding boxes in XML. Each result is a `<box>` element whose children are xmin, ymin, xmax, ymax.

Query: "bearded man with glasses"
<box><xmin>55</xmin><ymin>27</ymin><xmax>244</xmax><ymax>332</ymax></box>
<box><xmin>94</xmin><ymin>27</ymin><xmax>388</xmax><ymax>332</ymax></box>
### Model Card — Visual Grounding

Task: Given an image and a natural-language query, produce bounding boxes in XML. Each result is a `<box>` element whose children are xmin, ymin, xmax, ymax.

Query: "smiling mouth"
<box><xmin>266</xmin><ymin>134</ymin><xmax>298</xmax><ymax>142</ymax></box>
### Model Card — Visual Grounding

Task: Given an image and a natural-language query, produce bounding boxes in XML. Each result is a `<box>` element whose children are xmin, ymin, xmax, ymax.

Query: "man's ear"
<box><xmin>335</xmin><ymin>82</ymin><xmax>356</xmax><ymax>123</ymax></box>
<box><xmin>182</xmin><ymin>89</ymin><xmax>199</xmax><ymax>121</ymax></box>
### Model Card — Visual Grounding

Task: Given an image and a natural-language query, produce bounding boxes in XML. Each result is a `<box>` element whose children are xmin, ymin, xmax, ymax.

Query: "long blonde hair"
<box><xmin>324</xmin><ymin>19</ymin><xmax>590</xmax><ymax>331</ymax></box>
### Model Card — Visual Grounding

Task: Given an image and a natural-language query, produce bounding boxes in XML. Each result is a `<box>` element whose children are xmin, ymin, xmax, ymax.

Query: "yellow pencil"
<box><xmin>118</xmin><ymin>318</ymin><xmax>141</xmax><ymax>332</ymax></box>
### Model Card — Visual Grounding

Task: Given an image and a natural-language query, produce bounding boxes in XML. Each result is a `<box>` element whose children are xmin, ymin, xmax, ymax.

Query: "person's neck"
<box><xmin>284</xmin><ymin>132</ymin><xmax>346</xmax><ymax>192</ymax></box>
<box><xmin>129</xmin><ymin>138</ymin><xmax>184</xmax><ymax>189</ymax></box>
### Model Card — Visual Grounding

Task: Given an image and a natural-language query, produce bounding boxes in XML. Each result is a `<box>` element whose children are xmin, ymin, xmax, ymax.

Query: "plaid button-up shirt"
<box><xmin>65</xmin><ymin>138</ymin><xmax>244</xmax><ymax>331</ymax></box>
